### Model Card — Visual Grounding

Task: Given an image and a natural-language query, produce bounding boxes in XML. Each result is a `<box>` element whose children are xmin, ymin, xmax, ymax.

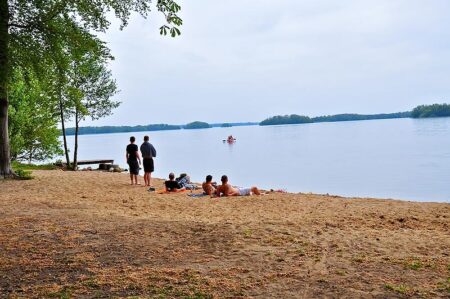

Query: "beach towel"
<box><xmin>187</xmin><ymin>193</ymin><xmax>208</xmax><ymax>198</ymax></box>
<box><xmin>270</xmin><ymin>189</ymin><xmax>287</xmax><ymax>193</ymax></box>
<box><xmin>156</xmin><ymin>189</ymin><xmax>188</xmax><ymax>194</ymax></box>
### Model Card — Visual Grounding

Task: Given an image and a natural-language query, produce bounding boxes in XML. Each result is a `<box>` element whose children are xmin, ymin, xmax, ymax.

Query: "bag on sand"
<box><xmin>176</xmin><ymin>174</ymin><xmax>198</xmax><ymax>190</ymax></box>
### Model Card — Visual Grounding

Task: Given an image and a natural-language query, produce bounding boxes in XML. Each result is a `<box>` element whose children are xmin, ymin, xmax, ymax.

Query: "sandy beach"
<box><xmin>0</xmin><ymin>170</ymin><xmax>449</xmax><ymax>298</ymax></box>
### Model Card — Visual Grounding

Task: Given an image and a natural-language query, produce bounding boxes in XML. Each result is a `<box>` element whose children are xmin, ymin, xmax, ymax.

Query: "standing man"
<box><xmin>126</xmin><ymin>136</ymin><xmax>141</xmax><ymax>185</ymax></box>
<box><xmin>140</xmin><ymin>135</ymin><xmax>157</xmax><ymax>188</ymax></box>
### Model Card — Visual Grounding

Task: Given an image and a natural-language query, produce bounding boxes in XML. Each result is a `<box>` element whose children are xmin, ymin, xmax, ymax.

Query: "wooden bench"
<box><xmin>77</xmin><ymin>159</ymin><xmax>114</xmax><ymax>166</ymax></box>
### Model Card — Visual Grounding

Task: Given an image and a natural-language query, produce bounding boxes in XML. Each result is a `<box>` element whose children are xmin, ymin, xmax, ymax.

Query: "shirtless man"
<box><xmin>215</xmin><ymin>175</ymin><xmax>261</xmax><ymax>197</ymax></box>
<box><xmin>202</xmin><ymin>175</ymin><xmax>217</xmax><ymax>195</ymax></box>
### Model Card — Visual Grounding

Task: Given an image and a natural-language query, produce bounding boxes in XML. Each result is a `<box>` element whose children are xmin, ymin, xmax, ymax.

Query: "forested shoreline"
<box><xmin>64</xmin><ymin>122</ymin><xmax>259</xmax><ymax>136</ymax></box>
<box><xmin>259</xmin><ymin>104</ymin><xmax>449</xmax><ymax>126</ymax></box>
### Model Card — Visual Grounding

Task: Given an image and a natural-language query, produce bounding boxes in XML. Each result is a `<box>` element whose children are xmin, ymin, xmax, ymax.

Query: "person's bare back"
<box><xmin>202</xmin><ymin>182</ymin><xmax>215</xmax><ymax>195</ymax></box>
<box><xmin>215</xmin><ymin>175</ymin><xmax>261</xmax><ymax>197</ymax></box>
<box><xmin>215</xmin><ymin>175</ymin><xmax>242</xmax><ymax>197</ymax></box>
<box><xmin>202</xmin><ymin>175</ymin><xmax>217</xmax><ymax>195</ymax></box>
<box><xmin>215</xmin><ymin>183</ymin><xmax>238</xmax><ymax>197</ymax></box>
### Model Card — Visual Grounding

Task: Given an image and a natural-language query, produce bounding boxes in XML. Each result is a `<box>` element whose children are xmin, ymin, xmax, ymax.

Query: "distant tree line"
<box><xmin>64</xmin><ymin>103</ymin><xmax>450</xmax><ymax>136</ymax></box>
<box><xmin>259</xmin><ymin>104</ymin><xmax>450</xmax><ymax>126</ymax></box>
<box><xmin>211</xmin><ymin>122</ymin><xmax>258</xmax><ymax>127</ymax></box>
<box><xmin>65</xmin><ymin>124</ymin><xmax>181</xmax><ymax>136</ymax></box>
<box><xmin>260</xmin><ymin>115</ymin><xmax>313</xmax><ymax>126</ymax></box>
<box><xmin>65</xmin><ymin>121</ymin><xmax>262</xmax><ymax>135</ymax></box>
<box><xmin>184</xmin><ymin>121</ymin><xmax>211</xmax><ymax>129</ymax></box>
<box><xmin>311</xmin><ymin>112</ymin><xmax>411</xmax><ymax>123</ymax></box>
<box><xmin>411</xmin><ymin>104</ymin><xmax>450</xmax><ymax>118</ymax></box>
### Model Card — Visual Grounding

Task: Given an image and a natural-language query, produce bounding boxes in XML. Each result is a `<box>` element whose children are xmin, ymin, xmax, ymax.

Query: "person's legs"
<box><xmin>129</xmin><ymin>161</ymin><xmax>139</xmax><ymax>185</ymax></box>
<box><xmin>143</xmin><ymin>172</ymin><xmax>149</xmax><ymax>186</ymax></box>
<box><xmin>149</xmin><ymin>172</ymin><xmax>152</xmax><ymax>187</ymax></box>
<box><xmin>134</xmin><ymin>174</ymin><xmax>139</xmax><ymax>185</ymax></box>
<box><xmin>143</xmin><ymin>158</ymin><xmax>149</xmax><ymax>186</ymax></box>
<box><xmin>251</xmin><ymin>186</ymin><xmax>261</xmax><ymax>195</ymax></box>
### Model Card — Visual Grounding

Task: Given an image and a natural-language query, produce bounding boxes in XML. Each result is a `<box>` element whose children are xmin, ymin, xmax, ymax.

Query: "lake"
<box><xmin>65</xmin><ymin>117</ymin><xmax>450</xmax><ymax>203</ymax></box>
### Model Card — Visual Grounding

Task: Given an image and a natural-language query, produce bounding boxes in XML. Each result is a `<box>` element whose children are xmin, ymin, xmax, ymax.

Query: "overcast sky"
<box><xmin>88</xmin><ymin>0</ymin><xmax>450</xmax><ymax>126</ymax></box>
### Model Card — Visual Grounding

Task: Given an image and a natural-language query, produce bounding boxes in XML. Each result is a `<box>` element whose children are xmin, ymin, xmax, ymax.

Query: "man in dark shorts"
<box><xmin>140</xmin><ymin>135</ymin><xmax>157</xmax><ymax>188</ymax></box>
<box><xmin>126</xmin><ymin>136</ymin><xmax>141</xmax><ymax>185</ymax></box>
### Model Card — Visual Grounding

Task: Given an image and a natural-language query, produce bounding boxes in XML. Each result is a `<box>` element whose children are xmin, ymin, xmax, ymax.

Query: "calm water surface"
<box><xmin>66</xmin><ymin>118</ymin><xmax>450</xmax><ymax>202</ymax></box>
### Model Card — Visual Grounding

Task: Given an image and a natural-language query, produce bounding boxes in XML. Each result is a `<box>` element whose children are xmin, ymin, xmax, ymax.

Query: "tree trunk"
<box><xmin>59</xmin><ymin>97</ymin><xmax>71</xmax><ymax>168</ymax></box>
<box><xmin>73</xmin><ymin>110</ymin><xmax>79</xmax><ymax>170</ymax></box>
<box><xmin>58</xmin><ymin>69</ymin><xmax>71</xmax><ymax>169</ymax></box>
<box><xmin>0</xmin><ymin>0</ymin><xmax>12</xmax><ymax>178</ymax></box>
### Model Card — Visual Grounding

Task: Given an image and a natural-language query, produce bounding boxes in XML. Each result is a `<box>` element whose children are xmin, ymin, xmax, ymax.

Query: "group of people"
<box><xmin>125</xmin><ymin>135</ymin><xmax>157</xmax><ymax>189</ymax></box>
<box><xmin>126</xmin><ymin>135</ymin><xmax>261</xmax><ymax>196</ymax></box>
<box><xmin>202</xmin><ymin>174</ymin><xmax>261</xmax><ymax>197</ymax></box>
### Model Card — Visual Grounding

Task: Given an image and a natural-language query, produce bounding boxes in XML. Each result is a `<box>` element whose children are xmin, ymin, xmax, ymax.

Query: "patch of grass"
<box><xmin>145</xmin><ymin>270</ymin><xmax>217</xmax><ymax>298</ymax></box>
<box><xmin>47</xmin><ymin>287</ymin><xmax>71</xmax><ymax>299</ymax></box>
<box><xmin>242</xmin><ymin>228</ymin><xmax>252</xmax><ymax>238</ymax></box>
<box><xmin>335</xmin><ymin>270</ymin><xmax>346</xmax><ymax>276</ymax></box>
<box><xmin>61</xmin><ymin>256</ymin><xmax>76</xmax><ymax>265</ymax></box>
<box><xmin>148</xmin><ymin>285</ymin><xmax>172</xmax><ymax>297</ymax></box>
<box><xmin>436</xmin><ymin>278</ymin><xmax>450</xmax><ymax>293</ymax></box>
<box><xmin>15</xmin><ymin>169</ymin><xmax>33</xmax><ymax>180</ymax></box>
<box><xmin>12</xmin><ymin>161</ymin><xmax>57</xmax><ymax>171</ymax></box>
<box><xmin>11</xmin><ymin>161</ymin><xmax>58</xmax><ymax>180</ymax></box>
<box><xmin>82</xmin><ymin>278</ymin><xmax>100</xmax><ymax>289</ymax></box>
<box><xmin>405</xmin><ymin>260</ymin><xmax>423</xmax><ymax>270</ymax></box>
<box><xmin>384</xmin><ymin>284</ymin><xmax>409</xmax><ymax>294</ymax></box>
<box><xmin>148</xmin><ymin>285</ymin><xmax>213</xmax><ymax>299</ymax></box>
<box><xmin>125</xmin><ymin>283</ymin><xmax>140</xmax><ymax>291</ymax></box>
<box><xmin>187</xmin><ymin>292</ymin><xmax>213</xmax><ymax>299</ymax></box>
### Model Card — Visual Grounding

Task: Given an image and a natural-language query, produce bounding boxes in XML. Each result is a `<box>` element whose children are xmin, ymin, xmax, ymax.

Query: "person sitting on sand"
<box><xmin>165</xmin><ymin>173</ymin><xmax>186</xmax><ymax>192</ymax></box>
<box><xmin>202</xmin><ymin>175</ymin><xmax>217</xmax><ymax>195</ymax></box>
<box><xmin>215</xmin><ymin>175</ymin><xmax>261</xmax><ymax>197</ymax></box>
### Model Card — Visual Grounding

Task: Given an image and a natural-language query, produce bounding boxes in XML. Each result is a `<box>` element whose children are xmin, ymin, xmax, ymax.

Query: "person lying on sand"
<box><xmin>202</xmin><ymin>175</ymin><xmax>217</xmax><ymax>195</ymax></box>
<box><xmin>215</xmin><ymin>175</ymin><xmax>261</xmax><ymax>197</ymax></box>
<box><xmin>165</xmin><ymin>173</ymin><xmax>186</xmax><ymax>192</ymax></box>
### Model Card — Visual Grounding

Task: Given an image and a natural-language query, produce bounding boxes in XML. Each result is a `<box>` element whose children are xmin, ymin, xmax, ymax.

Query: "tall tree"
<box><xmin>0</xmin><ymin>0</ymin><xmax>11</xmax><ymax>176</ymax></box>
<box><xmin>8</xmin><ymin>69</ymin><xmax>63</xmax><ymax>163</ymax></box>
<box><xmin>69</xmin><ymin>52</ymin><xmax>119</xmax><ymax>170</ymax></box>
<box><xmin>0</xmin><ymin>0</ymin><xmax>182</xmax><ymax>178</ymax></box>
